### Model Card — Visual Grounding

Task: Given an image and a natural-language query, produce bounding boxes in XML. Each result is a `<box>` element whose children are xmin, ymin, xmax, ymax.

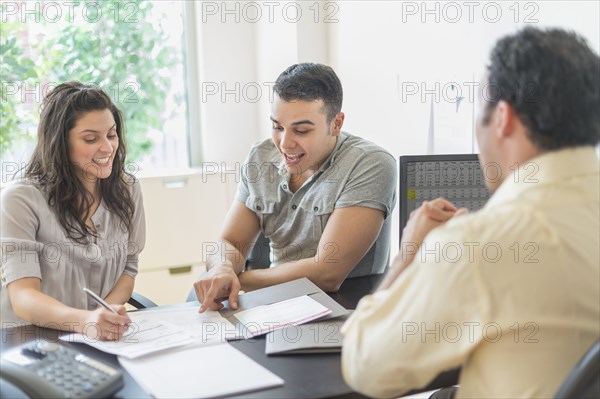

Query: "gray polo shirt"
<box><xmin>236</xmin><ymin>131</ymin><xmax>397</xmax><ymax>278</ymax></box>
<box><xmin>0</xmin><ymin>177</ymin><xmax>146</xmax><ymax>326</ymax></box>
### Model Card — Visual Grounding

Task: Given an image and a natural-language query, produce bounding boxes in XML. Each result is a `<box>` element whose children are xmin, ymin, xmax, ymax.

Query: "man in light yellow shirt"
<box><xmin>341</xmin><ymin>27</ymin><xmax>600</xmax><ymax>399</ymax></box>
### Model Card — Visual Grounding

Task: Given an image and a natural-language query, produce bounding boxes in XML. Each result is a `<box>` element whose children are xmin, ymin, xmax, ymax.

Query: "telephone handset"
<box><xmin>0</xmin><ymin>340</ymin><xmax>123</xmax><ymax>399</ymax></box>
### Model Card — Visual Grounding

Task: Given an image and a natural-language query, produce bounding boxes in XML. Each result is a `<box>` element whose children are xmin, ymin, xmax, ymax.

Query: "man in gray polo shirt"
<box><xmin>194</xmin><ymin>63</ymin><xmax>396</xmax><ymax>311</ymax></box>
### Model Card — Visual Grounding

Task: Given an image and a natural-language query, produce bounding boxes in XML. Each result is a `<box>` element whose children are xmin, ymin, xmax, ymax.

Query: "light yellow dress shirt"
<box><xmin>342</xmin><ymin>147</ymin><xmax>600</xmax><ymax>399</ymax></box>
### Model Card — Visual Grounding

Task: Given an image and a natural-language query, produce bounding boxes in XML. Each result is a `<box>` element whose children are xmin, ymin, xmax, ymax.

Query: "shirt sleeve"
<box><xmin>335</xmin><ymin>150</ymin><xmax>397</xmax><ymax>218</ymax></box>
<box><xmin>341</xmin><ymin>223</ymin><xmax>491</xmax><ymax>398</ymax></box>
<box><xmin>234</xmin><ymin>146</ymin><xmax>259</xmax><ymax>205</ymax></box>
<box><xmin>123</xmin><ymin>179</ymin><xmax>146</xmax><ymax>278</ymax></box>
<box><xmin>1</xmin><ymin>184</ymin><xmax>43</xmax><ymax>285</ymax></box>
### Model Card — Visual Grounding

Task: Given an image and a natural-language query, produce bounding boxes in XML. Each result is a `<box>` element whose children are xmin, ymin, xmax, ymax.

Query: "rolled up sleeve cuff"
<box><xmin>1</xmin><ymin>238</ymin><xmax>42</xmax><ymax>286</ymax></box>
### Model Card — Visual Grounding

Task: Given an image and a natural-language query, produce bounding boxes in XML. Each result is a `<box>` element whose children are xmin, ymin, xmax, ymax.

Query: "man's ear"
<box><xmin>331</xmin><ymin>112</ymin><xmax>345</xmax><ymax>135</ymax></box>
<box><xmin>494</xmin><ymin>100</ymin><xmax>518</xmax><ymax>139</ymax></box>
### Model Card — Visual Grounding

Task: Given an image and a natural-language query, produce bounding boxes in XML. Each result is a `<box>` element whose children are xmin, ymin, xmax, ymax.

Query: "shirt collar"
<box><xmin>485</xmin><ymin>146</ymin><xmax>599</xmax><ymax>208</ymax></box>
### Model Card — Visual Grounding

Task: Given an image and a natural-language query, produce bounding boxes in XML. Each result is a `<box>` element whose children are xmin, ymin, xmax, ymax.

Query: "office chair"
<box><xmin>244</xmin><ymin>233</ymin><xmax>271</xmax><ymax>270</ymax></box>
<box><xmin>127</xmin><ymin>292</ymin><xmax>159</xmax><ymax>309</ymax></box>
<box><xmin>186</xmin><ymin>233</ymin><xmax>271</xmax><ymax>302</ymax></box>
<box><xmin>553</xmin><ymin>339</ymin><xmax>600</xmax><ymax>398</ymax></box>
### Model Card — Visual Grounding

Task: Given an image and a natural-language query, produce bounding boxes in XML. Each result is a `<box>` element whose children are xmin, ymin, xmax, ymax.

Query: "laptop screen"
<box><xmin>399</xmin><ymin>154</ymin><xmax>492</xmax><ymax>242</ymax></box>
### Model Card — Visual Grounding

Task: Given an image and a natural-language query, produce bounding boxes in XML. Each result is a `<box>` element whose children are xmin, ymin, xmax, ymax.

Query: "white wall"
<box><xmin>329</xmin><ymin>1</ymin><xmax>600</xmax><ymax>155</ymax></box>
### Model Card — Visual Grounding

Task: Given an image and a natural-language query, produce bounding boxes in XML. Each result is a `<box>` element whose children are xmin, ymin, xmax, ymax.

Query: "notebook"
<box><xmin>265</xmin><ymin>314</ymin><xmax>350</xmax><ymax>355</ymax></box>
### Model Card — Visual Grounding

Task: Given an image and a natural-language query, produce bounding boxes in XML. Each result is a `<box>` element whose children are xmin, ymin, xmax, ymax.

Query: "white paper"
<box><xmin>130</xmin><ymin>306</ymin><xmax>244</xmax><ymax>343</ymax></box>
<box><xmin>60</xmin><ymin>317</ymin><xmax>196</xmax><ymax>359</ymax></box>
<box><xmin>119</xmin><ymin>343</ymin><xmax>284</xmax><ymax>398</ymax></box>
<box><xmin>233</xmin><ymin>295</ymin><xmax>332</xmax><ymax>337</ymax></box>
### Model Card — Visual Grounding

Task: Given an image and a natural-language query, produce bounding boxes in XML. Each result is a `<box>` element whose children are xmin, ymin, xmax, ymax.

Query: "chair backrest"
<box><xmin>245</xmin><ymin>233</ymin><xmax>270</xmax><ymax>270</ymax></box>
<box><xmin>185</xmin><ymin>233</ymin><xmax>271</xmax><ymax>302</ymax></box>
<box><xmin>554</xmin><ymin>339</ymin><xmax>600</xmax><ymax>399</ymax></box>
<box><xmin>127</xmin><ymin>292</ymin><xmax>159</xmax><ymax>309</ymax></box>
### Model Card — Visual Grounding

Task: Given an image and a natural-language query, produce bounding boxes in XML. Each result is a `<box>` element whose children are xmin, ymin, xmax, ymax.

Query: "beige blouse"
<box><xmin>1</xmin><ymin>177</ymin><xmax>145</xmax><ymax>326</ymax></box>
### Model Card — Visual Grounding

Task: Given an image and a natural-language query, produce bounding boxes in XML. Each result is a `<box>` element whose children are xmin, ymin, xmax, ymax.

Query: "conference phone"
<box><xmin>0</xmin><ymin>340</ymin><xmax>123</xmax><ymax>398</ymax></box>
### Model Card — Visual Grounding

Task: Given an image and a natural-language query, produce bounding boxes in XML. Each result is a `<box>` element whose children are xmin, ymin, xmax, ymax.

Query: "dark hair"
<box><xmin>25</xmin><ymin>81</ymin><xmax>135</xmax><ymax>244</ymax></box>
<box><xmin>484</xmin><ymin>27</ymin><xmax>600</xmax><ymax>150</ymax></box>
<box><xmin>273</xmin><ymin>63</ymin><xmax>343</xmax><ymax>122</ymax></box>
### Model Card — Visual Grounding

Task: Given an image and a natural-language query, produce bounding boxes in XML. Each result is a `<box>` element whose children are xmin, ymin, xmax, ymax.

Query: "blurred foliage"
<box><xmin>0</xmin><ymin>0</ymin><xmax>179</xmax><ymax>161</ymax></box>
<box><xmin>0</xmin><ymin>19</ymin><xmax>38</xmax><ymax>155</ymax></box>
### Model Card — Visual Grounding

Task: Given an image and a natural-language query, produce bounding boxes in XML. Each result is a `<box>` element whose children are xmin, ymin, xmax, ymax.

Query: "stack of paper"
<box><xmin>63</xmin><ymin>279</ymin><xmax>349</xmax><ymax>358</ymax></box>
<box><xmin>233</xmin><ymin>295</ymin><xmax>332</xmax><ymax>337</ymax></box>
<box><xmin>60</xmin><ymin>278</ymin><xmax>353</xmax><ymax>397</ymax></box>
<box><xmin>120</xmin><ymin>343</ymin><xmax>284</xmax><ymax>398</ymax></box>
<box><xmin>60</xmin><ymin>317</ymin><xmax>197</xmax><ymax>359</ymax></box>
<box><xmin>265</xmin><ymin>315</ymin><xmax>349</xmax><ymax>355</ymax></box>
<box><xmin>128</xmin><ymin>306</ymin><xmax>244</xmax><ymax>343</ymax></box>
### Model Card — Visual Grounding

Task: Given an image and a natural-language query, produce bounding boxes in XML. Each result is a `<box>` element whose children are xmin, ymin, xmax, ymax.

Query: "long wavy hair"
<box><xmin>25</xmin><ymin>82</ymin><xmax>135</xmax><ymax>244</ymax></box>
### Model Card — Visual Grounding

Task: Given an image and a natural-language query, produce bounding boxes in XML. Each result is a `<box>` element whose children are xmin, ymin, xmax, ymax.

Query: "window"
<box><xmin>1</xmin><ymin>0</ymin><xmax>191</xmax><ymax>182</ymax></box>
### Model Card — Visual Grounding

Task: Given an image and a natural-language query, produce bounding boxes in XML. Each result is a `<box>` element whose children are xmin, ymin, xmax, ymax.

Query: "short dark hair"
<box><xmin>485</xmin><ymin>27</ymin><xmax>600</xmax><ymax>150</ymax></box>
<box><xmin>273</xmin><ymin>63</ymin><xmax>343</xmax><ymax>122</ymax></box>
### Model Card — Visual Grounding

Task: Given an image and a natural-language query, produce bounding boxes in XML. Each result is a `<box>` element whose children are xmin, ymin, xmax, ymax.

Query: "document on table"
<box><xmin>219</xmin><ymin>277</ymin><xmax>349</xmax><ymax>322</ymax></box>
<box><xmin>233</xmin><ymin>295</ymin><xmax>332</xmax><ymax>337</ymax></box>
<box><xmin>130</xmin><ymin>306</ymin><xmax>244</xmax><ymax>343</ymax></box>
<box><xmin>119</xmin><ymin>343</ymin><xmax>284</xmax><ymax>398</ymax></box>
<box><xmin>266</xmin><ymin>315</ymin><xmax>349</xmax><ymax>355</ymax></box>
<box><xmin>60</xmin><ymin>316</ymin><xmax>196</xmax><ymax>359</ymax></box>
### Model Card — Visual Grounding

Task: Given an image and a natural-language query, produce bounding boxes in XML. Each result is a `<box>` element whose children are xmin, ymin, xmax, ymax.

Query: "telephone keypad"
<box><xmin>1</xmin><ymin>340</ymin><xmax>124</xmax><ymax>399</ymax></box>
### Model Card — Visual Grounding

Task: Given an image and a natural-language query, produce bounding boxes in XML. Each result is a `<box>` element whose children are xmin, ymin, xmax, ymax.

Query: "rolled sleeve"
<box><xmin>123</xmin><ymin>179</ymin><xmax>146</xmax><ymax>278</ymax></box>
<box><xmin>1</xmin><ymin>184</ymin><xmax>43</xmax><ymax>286</ymax></box>
<box><xmin>235</xmin><ymin>172</ymin><xmax>250</xmax><ymax>204</ymax></box>
<box><xmin>1</xmin><ymin>238</ymin><xmax>42</xmax><ymax>285</ymax></box>
<box><xmin>335</xmin><ymin>150</ymin><xmax>397</xmax><ymax>218</ymax></box>
<box><xmin>235</xmin><ymin>147</ymin><xmax>263</xmax><ymax>205</ymax></box>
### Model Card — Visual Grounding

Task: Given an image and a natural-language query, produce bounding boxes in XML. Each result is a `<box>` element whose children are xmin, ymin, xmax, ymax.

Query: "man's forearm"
<box><xmin>206</xmin><ymin>240</ymin><xmax>247</xmax><ymax>274</ymax></box>
<box><xmin>377</xmin><ymin>244</ymin><xmax>419</xmax><ymax>291</ymax></box>
<box><xmin>239</xmin><ymin>257</ymin><xmax>349</xmax><ymax>292</ymax></box>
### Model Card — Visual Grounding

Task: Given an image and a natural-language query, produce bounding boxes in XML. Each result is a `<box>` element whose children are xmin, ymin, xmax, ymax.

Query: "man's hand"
<box><xmin>402</xmin><ymin>197</ymin><xmax>467</xmax><ymax>248</ymax></box>
<box><xmin>194</xmin><ymin>265</ymin><xmax>241</xmax><ymax>312</ymax></box>
<box><xmin>378</xmin><ymin>198</ymin><xmax>467</xmax><ymax>291</ymax></box>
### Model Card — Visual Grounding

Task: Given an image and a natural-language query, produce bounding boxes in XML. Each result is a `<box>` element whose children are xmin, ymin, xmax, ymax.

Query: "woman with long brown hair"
<box><xmin>1</xmin><ymin>82</ymin><xmax>145</xmax><ymax>341</ymax></box>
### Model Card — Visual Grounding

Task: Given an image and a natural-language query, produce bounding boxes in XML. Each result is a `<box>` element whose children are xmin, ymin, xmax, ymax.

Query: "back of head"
<box><xmin>486</xmin><ymin>27</ymin><xmax>600</xmax><ymax>151</ymax></box>
<box><xmin>273</xmin><ymin>63</ymin><xmax>343</xmax><ymax>122</ymax></box>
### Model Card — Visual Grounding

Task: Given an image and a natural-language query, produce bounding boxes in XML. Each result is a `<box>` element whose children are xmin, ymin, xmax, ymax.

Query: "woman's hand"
<box><xmin>81</xmin><ymin>305</ymin><xmax>131</xmax><ymax>341</ymax></box>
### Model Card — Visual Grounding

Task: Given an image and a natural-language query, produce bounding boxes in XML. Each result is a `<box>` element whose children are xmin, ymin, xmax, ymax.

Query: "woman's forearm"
<box><xmin>104</xmin><ymin>274</ymin><xmax>135</xmax><ymax>305</ymax></box>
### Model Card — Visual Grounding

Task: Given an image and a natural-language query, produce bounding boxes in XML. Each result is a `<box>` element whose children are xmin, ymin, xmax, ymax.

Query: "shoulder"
<box><xmin>246</xmin><ymin>138</ymin><xmax>279</xmax><ymax>163</ymax></box>
<box><xmin>333</xmin><ymin>133</ymin><xmax>396</xmax><ymax>182</ymax></box>
<box><xmin>122</xmin><ymin>173</ymin><xmax>143</xmax><ymax>201</ymax></box>
<box><xmin>1</xmin><ymin>180</ymin><xmax>45</xmax><ymax>206</ymax></box>
<box><xmin>0</xmin><ymin>181</ymin><xmax>48</xmax><ymax>224</ymax></box>
<box><xmin>337</xmin><ymin>132</ymin><xmax>396</xmax><ymax>166</ymax></box>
